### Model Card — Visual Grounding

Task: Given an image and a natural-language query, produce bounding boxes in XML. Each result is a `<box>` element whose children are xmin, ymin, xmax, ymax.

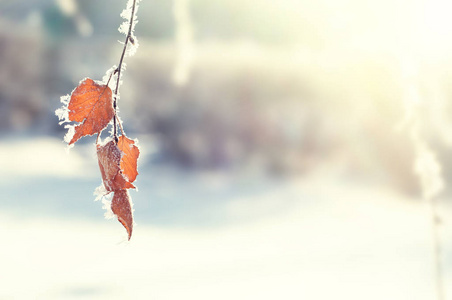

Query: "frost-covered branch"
<box><xmin>55</xmin><ymin>0</ymin><xmax>142</xmax><ymax>241</ymax></box>
<box><xmin>113</xmin><ymin>0</ymin><xmax>140</xmax><ymax>142</ymax></box>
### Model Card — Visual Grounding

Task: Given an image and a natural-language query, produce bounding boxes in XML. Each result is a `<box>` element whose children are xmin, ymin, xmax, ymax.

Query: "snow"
<box><xmin>118</xmin><ymin>20</ymin><xmax>129</xmax><ymax>36</ymax></box>
<box><xmin>0</xmin><ymin>137</ymin><xmax>451</xmax><ymax>299</ymax></box>
<box><xmin>118</xmin><ymin>0</ymin><xmax>140</xmax><ymax>57</ymax></box>
<box><xmin>102</xmin><ymin>65</ymin><xmax>117</xmax><ymax>89</ymax></box>
<box><xmin>94</xmin><ymin>182</ymin><xmax>108</xmax><ymax>201</ymax></box>
<box><xmin>96</xmin><ymin>135</ymin><xmax>114</xmax><ymax>148</ymax></box>
<box><xmin>63</xmin><ymin>125</ymin><xmax>75</xmax><ymax>145</ymax></box>
<box><xmin>101</xmin><ymin>196</ymin><xmax>115</xmax><ymax>219</ymax></box>
<box><xmin>125</xmin><ymin>34</ymin><xmax>139</xmax><ymax>57</ymax></box>
<box><xmin>0</xmin><ymin>137</ymin><xmax>94</xmax><ymax>179</ymax></box>
<box><xmin>55</xmin><ymin>95</ymin><xmax>70</xmax><ymax>125</ymax></box>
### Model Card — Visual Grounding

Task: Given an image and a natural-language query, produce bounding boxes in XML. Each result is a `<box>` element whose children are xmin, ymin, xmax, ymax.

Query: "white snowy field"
<box><xmin>0</xmin><ymin>136</ymin><xmax>451</xmax><ymax>299</ymax></box>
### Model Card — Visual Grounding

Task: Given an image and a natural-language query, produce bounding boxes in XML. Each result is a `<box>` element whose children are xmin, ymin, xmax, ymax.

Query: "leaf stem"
<box><xmin>106</xmin><ymin>70</ymin><xmax>114</xmax><ymax>87</ymax></box>
<box><xmin>113</xmin><ymin>0</ymin><xmax>137</xmax><ymax>143</ymax></box>
<box><xmin>116</xmin><ymin>115</ymin><xmax>125</xmax><ymax>136</ymax></box>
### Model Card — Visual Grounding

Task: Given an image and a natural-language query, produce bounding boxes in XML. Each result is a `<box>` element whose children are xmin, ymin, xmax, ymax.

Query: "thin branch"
<box><xmin>113</xmin><ymin>0</ymin><xmax>137</xmax><ymax>142</ymax></box>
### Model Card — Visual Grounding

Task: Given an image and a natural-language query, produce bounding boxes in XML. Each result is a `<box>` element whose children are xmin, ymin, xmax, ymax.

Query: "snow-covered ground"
<box><xmin>0</xmin><ymin>136</ymin><xmax>451</xmax><ymax>299</ymax></box>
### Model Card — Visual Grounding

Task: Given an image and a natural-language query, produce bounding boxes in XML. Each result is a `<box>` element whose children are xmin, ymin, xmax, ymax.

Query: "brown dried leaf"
<box><xmin>97</xmin><ymin>140</ymin><xmax>135</xmax><ymax>192</ymax></box>
<box><xmin>111</xmin><ymin>190</ymin><xmax>133</xmax><ymax>240</ymax></box>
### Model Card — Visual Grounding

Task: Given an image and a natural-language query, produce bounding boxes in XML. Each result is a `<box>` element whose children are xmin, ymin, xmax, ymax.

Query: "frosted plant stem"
<box><xmin>113</xmin><ymin>0</ymin><xmax>137</xmax><ymax>142</ymax></box>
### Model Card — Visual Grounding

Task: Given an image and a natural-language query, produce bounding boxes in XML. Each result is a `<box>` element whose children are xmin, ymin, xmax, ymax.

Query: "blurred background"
<box><xmin>1</xmin><ymin>0</ymin><xmax>452</xmax><ymax>299</ymax></box>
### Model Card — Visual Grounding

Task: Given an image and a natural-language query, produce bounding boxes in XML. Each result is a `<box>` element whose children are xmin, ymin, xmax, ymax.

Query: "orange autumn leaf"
<box><xmin>97</xmin><ymin>140</ymin><xmax>135</xmax><ymax>192</ymax></box>
<box><xmin>117</xmin><ymin>135</ymin><xmax>140</xmax><ymax>184</ymax></box>
<box><xmin>68</xmin><ymin>78</ymin><xmax>114</xmax><ymax>144</ymax></box>
<box><xmin>111</xmin><ymin>190</ymin><xmax>133</xmax><ymax>240</ymax></box>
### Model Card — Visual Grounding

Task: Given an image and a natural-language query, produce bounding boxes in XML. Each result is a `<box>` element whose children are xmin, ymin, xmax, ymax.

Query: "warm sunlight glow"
<box><xmin>422</xmin><ymin>0</ymin><xmax>452</xmax><ymax>48</ymax></box>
